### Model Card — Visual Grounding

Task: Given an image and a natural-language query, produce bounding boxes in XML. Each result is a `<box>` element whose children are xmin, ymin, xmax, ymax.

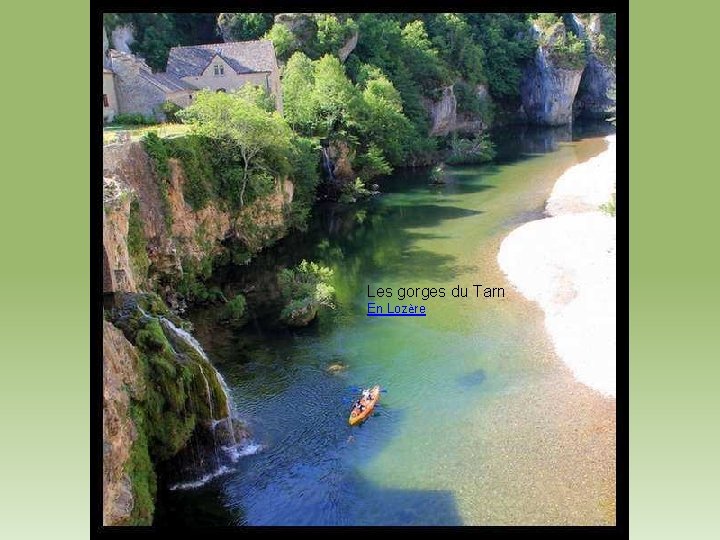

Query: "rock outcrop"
<box><xmin>521</xmin><ymin>21</ymin><xmax>585</xmax><ymax>126</ymax></box>
<box><xmin>570</xmin><ymin>14</ymin><xmax>616</xmax><ymax>119</ymax></box>
<box><xmin>103</xmin><ymin>321</ymin><xmax>143</xmax><ymax>525</ymax></box>
<box><xmin>111</xmin><ymin>24</ymin><xmax>134</xmax><ymax>53</ymax></box>
<box><xmin>102</xmin><ymin>140</ymin><xmax>294</xmax><ymax>299</ymax></box>
<box><xmin>327</xmin><ymin>139</ymin><xmax>356</xmax><ymax>182</ymax></box>
<box><xmin>103</xmin><ymin>293</ymin><xmax>249</xmax><ymax>525</ymax></box>
<box><xmin>103</xmin><ymin>177</ymin><xmax>137</xmax><ymax>293</ymax></box>
<box><xmin>425</xmin><ymin>85</ymin><xmax>457</xmax><ymax>136</ymax></box>
<box><xmin>338</xmin><ymin>30</ymin><xmax>358</xmax><ymax>62</ymax></box>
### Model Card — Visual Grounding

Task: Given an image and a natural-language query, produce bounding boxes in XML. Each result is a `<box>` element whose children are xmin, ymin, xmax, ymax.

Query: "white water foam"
<box><xmin>168</xmin><ymin>442</ymin><xmax>263</xmax><ymax>491</ymax></box>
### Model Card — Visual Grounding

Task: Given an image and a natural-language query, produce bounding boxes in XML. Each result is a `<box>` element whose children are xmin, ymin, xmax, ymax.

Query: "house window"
<box><xmin>103</xmin><ymin>94</ymin><xmax>110</xmax><ymax>107</ymax></box>
<box><xmin>214</xmin><ymin>64</ymin><xmax>224</xmax><ymax>76</ymax></box>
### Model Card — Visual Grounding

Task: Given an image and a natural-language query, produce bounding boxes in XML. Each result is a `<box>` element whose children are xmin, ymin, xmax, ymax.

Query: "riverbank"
<box><xmin>498</xmin><ymin>135</ymin><xmax>617</xmax><ymax>397</ymax></box>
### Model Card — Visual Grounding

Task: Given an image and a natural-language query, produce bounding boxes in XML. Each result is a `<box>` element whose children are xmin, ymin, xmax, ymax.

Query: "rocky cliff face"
<box><xmin>102</xmin><ymin>140</ymin><xmax>294</xmax><ymax>301</ymax></box>
<box><xmin>103</xmin><ymin>139</ymin><xmax>295</xmax><ymax>524</ymax></box>
<box><xmin>570</xmin><ymin>14</ymin><xmax>616</xmax><ymax>119</ymax></box>
<box><xmin>520</xmin><ymin>22</ymin><xmax>585</xmax><ymax>126</ymax></box>
<box><xmin>337</xmin><ymin>30</ymin><xmax>358</xmax><ymax>62</ymax></box>
<box><xmin>423</xmin><ymin>83</ymin><xmax>492</xmax><ymax>136</ymax></box>
<box><xmin>103</xmin><ymin>321</ymin><xmax>143</xmax><ymax>525</ymax></box>
<box><xmin>425</xmin><ymin>85</ymin><xmax>457</xmax><ymax>136</ymax></box>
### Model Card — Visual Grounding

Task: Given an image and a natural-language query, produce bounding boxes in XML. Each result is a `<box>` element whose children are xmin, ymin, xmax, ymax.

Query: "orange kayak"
<box><xmin>348</xmin><ymin>385</ymin><xmax>380</xmax><ymax>426</ymax></box>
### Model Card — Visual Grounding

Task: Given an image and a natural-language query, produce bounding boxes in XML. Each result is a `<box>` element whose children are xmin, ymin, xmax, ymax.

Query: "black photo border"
<box><xmin>92</xmin><ymin>1</ymin><xmax>628</xmax><ymax>536</ymax></box>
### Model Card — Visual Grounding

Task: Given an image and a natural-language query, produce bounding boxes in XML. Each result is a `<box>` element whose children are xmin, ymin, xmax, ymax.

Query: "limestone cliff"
<box><xmin>520</xmin><ymin>20</ymin><xmax>585</xmax><ymax>126</ymax></box>
<box><xmin>570</xmin><ymin>14</ymin><xmax>616</xmax><ymax>119</ymax></box>
<box><xmin>425</xmin><ymin>85</ymin><xmax>457</xmax><ymax>136</ymax></box>
<box><xmin>103</xmin><ymin>293</ymin><xmax>247</xmax><ymax>525</ymax></box>
<box><xmin>103</xmin><ymin>138</ymin><xmax>295</xmax><ymax>525</ymax></box>
<box><xmin>423</xmin><ymin>83</ymin><xmax>492</xmax><ymax>136</ymax></box>
<box><xmin>102</xmin><ymin>139</ymin><xmax>294</xmax><ymax>303</ymax></box>
<box><xmin>103</xmin><ymin>321</ymin><xmax>143</xmax><ymax>525</ymax></box>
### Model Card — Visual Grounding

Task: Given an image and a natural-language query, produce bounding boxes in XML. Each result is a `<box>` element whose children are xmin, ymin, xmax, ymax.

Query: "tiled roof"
<box><xmin>138</xmin><ymin>70</ymin><xmax>194</xmax><ymax>93</ymax></box>
<box><xmin>166</xmin><ymin>40</ymin><xmax>277</xmax><ymax>78</ymax></box>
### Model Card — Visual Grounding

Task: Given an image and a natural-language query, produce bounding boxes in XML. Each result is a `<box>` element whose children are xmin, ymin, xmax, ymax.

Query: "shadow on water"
<box><xmin>155</xmin><ymin>360</ymin><xmax>462</xmax><ymax>525</ymax></box>
<box><xmin>154</xmin><ymin>120</ymin><xmax>615</xmax><ymax>526</ymax></box>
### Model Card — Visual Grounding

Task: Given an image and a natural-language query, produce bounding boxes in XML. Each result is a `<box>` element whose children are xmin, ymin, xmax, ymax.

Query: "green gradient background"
<box><xmin>0</xmin><ymin>3</ymin><xmax>718</xmax><ymax>538</ymax></box>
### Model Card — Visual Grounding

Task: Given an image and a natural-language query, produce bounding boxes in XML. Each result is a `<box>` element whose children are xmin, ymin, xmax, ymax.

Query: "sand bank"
<box><xmin>498</xmin><ymin>135</ymin><xmax>617</xmax><ymax>397</ymax></box>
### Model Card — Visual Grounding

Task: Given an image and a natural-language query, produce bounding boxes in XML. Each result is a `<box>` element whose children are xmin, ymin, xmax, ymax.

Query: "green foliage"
<box><xmin>287</xmin><ymin>136</ymin><xmax>321</xmax><ymax>229</ymax></box>
<box><xmin>454</xmin><ymin>81</ymin><xmax>496</xmax><ymax>127</ymax></box>
<box><xmin>446</xmin><ymin>133</ymin><xmax>497</xmax><ymax>165</ymax></box>
<box><xmin>282</xmin><ymin>52</ymin><xmax>317</xmax><ymax>132</ymax></box>
<box><xmin>161</xmin><ymin>101</ymin><xmax>182</xmax><ymax>123</ymax></box>
<box><xmin>141</xmin><ymin>132</ymin><xmax>173</xmax><ymax>231</ymax></box>
<box><xmin>178</xmin><ymin>89</ymin><xmax>294</xmax><ymax>209</ymax></box>
<box><xmin>176</xmin><ymin>255</ymin><xmax>223</xmax><ymax>304</ymax></box>
<box><xmin>353</xmin><ymin>145</ymin><xmax>391</xmax><ymax>183</ymax></box>
<box><xmin>358</xmin><ymin>75</ymin><xmax>414</xmax><ymax>166</ymax></box>
<box><xmin>278</xmin><ymin>260</ymin><xmax>335</xmax><ymax>325</ymax></box>
<box><xmin>600</xmin><ymin>192</ymin><xmax>616</xmax><ymax>216</ymax></box>
<box><xmin>265</xmin><ymin>23</ymin><xmax>297</xmax><ymax>61</ymax></box>
<box><xmin>222</xmin><ymin>294</ymin><xmax>247</xmax><ymax>325</ymax></box>
<box><xmin>126</xmin><ymin>405</ymin><xmax>156</xmax><ymax>525</ymax></box>
<box><xmin>533</xmin><ymin>13</ymin><xmax>586</xmax><ymax>70</ymax></box>
<box><xmin>597</xmin><ymin>13</ymin><xmax>616</xmax><ymax>64</ymax></box>
<box><xmin>112</xmin><ymin>113</ymin><xmax>156</xmax><ymax>126</ymax></box>
<box><xmin>465</xmin><ymin>13</ymin><xmax>536</xmax><ymax>102</ymax></box>
<box><xmin>217</xmin><ymin>12</ymin><xmax>274</xmax><ymax>41</ymax></box>
<box><xmin>127</xmin><ymin>198</ymin><xmax>150</xmax><ymax>282</ymax></box>
<box><xmin>339</xmin><ymin>178</ymin><xmax>371</xmax><ymax>204</ymax></box>
<box><xmin>282</xmin><ymin>50</ymin><xmax>417</xmax><ymax>180</ymax></box>
<box><xmin>164</xmin><ymin>135</ymin><xmax>214</xmax><ymax>211</ymax></box>
<box><xmin>550</xmin><ymin>31</ymin><xmax>587</xmax><ymax>70</ymax></box>
<box><xmin>104</xmin><ymin>13</ymin><xmax>219</xmax><ymax>70</ymax></box>
<box><xmin>315</xmin><ymin>15</ymin><xmax>358</xmax><ymax>56</ymax></box>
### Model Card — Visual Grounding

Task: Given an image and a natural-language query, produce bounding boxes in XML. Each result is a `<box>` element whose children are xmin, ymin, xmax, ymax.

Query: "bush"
<box><xmin>339</xmin><ymin>178</ymin><xmax>371</xmax><ymax>204</ymax></box>
<box><xmin>161</xmin><ymin>101</ymin><xmax>182</xmax><ymax>123</ymax></box>
<box><xmin>113</xmin><ymin>113</ymin><xmax>157</xmax><ymax>126</ymax></box>
<box><xmin>550</xmin><ymin>31</ymin><xmax>587</xmax><ymax>70</ymax></box>
<box><xmin>221</xmin><ymin>294</ymin><xmax>247</xmax><ymax>326</ymax></box>
<box><xmin>141</xmin><ymin>132</ymin><xmax>173</xmax><ymax>231</ymax></box>
<box><xmin>278</xmin><ymin>260</ymin><xmax>335</xmax><ymax>326</ymax></box>
<box><xmin>600</xmin><ymin>193</ymin><xmax>616</xmax><ymax>216</ymax></box>
<box><xmin>127</xmin><ymin>198</ymin><xmax>150</xmax><ymax>282</ymax></box>
<box><xmin>446</xmin><ymin>133</ymin><xmax>496</xmax><ymax>165</ymax></box>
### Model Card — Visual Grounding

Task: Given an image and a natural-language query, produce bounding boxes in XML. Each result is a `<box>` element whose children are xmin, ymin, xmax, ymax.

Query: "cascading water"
<box><xmin>159</xmin><ymin>317</ymin><xmax>235</xmax><ymax>429</ymax></box>
<box><xmin>321</xmin><ymin>147</ymin><xmax>335</xmax><ymax>182</ymax></box>
<box><xmin>156</xmin><ymin>316</ymin><xmax>262</xmax><ymax>489</ymax></box>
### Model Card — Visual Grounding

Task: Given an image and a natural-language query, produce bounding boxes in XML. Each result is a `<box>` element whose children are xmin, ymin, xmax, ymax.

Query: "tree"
<box><xmin>178</xmin><ymin>90</ymin><xmax>293</xmax><ymax>209</ymax></box>
<box><xmin>282</xmin><ymin>52</ymin><xmax>317</xmax><ymax>133</ymax></box>
<box><xmin>265</xmin><ymin>23</ymin><xmax>296</xmax><ymax>61</ymax></box>
<box><xmin>315</xmin><ymin>15</ymin><xmax>358</xmax><ymax>56</ymax></box>
<box><xmin>312</xmin><ymin>54</ymin><xmax>359</xmax><ymax>135</ymax></box>
<box><xmin>217</xmin><ymin>13</ymin><xmax>273</xmax><ymax>41</ymax></box>
<box><xmin>359</xmin><ymin>75</ymin><xmax>413</xmax><ymax>165</ymax></box>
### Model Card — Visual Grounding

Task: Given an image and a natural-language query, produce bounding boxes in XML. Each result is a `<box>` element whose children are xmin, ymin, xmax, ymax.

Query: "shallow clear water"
<box><xmin>155</xmin><ymin>123</ymin><xmax>616</xmax><ymax>526</ymax></box>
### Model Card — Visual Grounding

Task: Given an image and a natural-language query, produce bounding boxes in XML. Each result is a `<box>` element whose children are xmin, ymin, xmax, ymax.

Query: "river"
<box><xmin>154</xmin><ymin>122</ymin><xmax>616</xmax><ymax>526</ymax></box>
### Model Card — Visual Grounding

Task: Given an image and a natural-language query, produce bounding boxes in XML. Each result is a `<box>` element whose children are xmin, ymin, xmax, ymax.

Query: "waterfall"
<box><xmin>159</xmin><ymin>317</ymin><xmax>237</xmax><ymax>444</ymax></box>
<box><xmin>321</xmin><ymin>147</ymin><xmax>335</xmax><ymax>182</ymax></box>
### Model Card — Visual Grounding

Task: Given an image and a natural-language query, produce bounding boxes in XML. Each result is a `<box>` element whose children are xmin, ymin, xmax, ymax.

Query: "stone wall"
<box><xmin>110</xmin><ymin>51</ymin><xmax>166</xmax><ymax>120</ymax></box>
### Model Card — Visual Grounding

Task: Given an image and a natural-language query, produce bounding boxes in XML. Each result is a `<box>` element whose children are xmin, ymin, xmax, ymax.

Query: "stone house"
<box><xmin>103</xmin><ymin>39</ymin><xmax>283</xmax><ymax>123</ymax></box>
<box><xmin>166</xmin><ymin>41</ymin><xmax>283</xmax><ymax>114</ymax></box>
<box><xmin>103</xmin><ymin>67</ymin><xmax>119</xmax><ymax>122</ymax></box>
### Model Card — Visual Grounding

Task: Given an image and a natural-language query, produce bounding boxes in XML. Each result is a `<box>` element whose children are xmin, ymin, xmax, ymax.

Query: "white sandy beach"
<box><xmin>498</xmin><ymin>135</ymin><xmax>617</xmax><ymax>397</ymax></box>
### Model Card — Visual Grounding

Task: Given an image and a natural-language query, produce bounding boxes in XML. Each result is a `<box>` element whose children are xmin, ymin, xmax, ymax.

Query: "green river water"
<box><xmin>155</xmin><ymin>123</ymin><xmax>616</xmax><ymax>526</ymax></box>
